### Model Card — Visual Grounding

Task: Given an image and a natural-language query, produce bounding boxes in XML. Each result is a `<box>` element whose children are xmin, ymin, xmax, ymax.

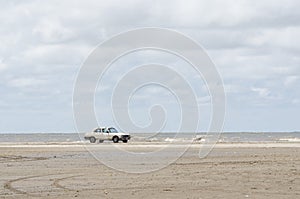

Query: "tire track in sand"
<box><xmin>3</xmin><ymin>173</ymin><xmax>82</xmax><ymax>196</ymax></box>
<box><xmin>52</xmin><ymin>175</ymin><xmax>83</xmax><ymax>191</ymax></box>
<box><xmin>4</xmin><ymin>174</ymin><xmax>48</xmax><ymax>196</ymax></box>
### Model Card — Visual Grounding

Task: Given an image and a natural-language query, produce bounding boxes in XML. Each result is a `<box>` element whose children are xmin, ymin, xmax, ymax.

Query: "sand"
<box><xmin>0</xmin><ymin>143</ymin><xmax>299</xmax><ymax>198</ymax></box>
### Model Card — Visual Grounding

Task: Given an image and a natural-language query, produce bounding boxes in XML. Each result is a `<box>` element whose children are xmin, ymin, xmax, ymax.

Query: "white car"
<box><xmin>84</xmin><ymin>127</ymin><xmax>131</xmax><ymax>143</ymax></box>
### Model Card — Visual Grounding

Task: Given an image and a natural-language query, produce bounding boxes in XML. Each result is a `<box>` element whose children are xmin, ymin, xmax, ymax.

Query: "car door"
<box><xmin>94</xmin><ymin>128</ymin><xmax>102</xmax><ymax>139</ymax></box>
<box><xmin>105</xmin><ymin>128</ymin><xmax>112</xmax><ymax>140</ymax></box>
<box><xmin>100</xmin><ymin>128</ymin><xmax>110</xmax><ymax>140</ymax></box>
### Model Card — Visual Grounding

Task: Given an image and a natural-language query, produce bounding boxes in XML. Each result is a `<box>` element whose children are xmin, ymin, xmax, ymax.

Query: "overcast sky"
<box><xmin>0</xmin><ymin>0</ymin><xmax>299</xmax><ymax>133</ymax></box>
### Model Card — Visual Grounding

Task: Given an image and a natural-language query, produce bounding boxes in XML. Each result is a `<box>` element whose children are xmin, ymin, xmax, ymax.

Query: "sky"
<box><xmin>0</xmin><ymin>0</ymin><xmax>299</xmax><ymax>133</ymax></box>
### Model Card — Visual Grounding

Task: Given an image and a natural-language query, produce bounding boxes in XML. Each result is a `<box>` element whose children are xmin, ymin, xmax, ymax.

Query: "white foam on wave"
<box><xmin>164</xmin><ymin>137</ymin><xmax>189</xmax><ymax>142</ymax></box>
<box><xmin>278</xmin><ymin>138</ymin><xmax>300</xmax><ymax>142</ymax></box>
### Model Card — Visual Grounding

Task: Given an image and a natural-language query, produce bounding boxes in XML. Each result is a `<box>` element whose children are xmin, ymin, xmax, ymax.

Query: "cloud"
<box><xmin>284</xmin><ymin>75</ymin><xmax>299</xmax><ymax>88</ymax></box>
<box><xmin>0</xmin><ymin>0</ymin><xmax>299</xmax><ymax>132</ymax></box>
<box><xmin>0</xmin><ymin>59</ymin><xmax>7</xmax><ymax>72</ymax></box>
<box><xmin>32</xmin><ymin>18</ymin><xmax>76</xmax><ymax>44</ymax></box>
<box><xmin>7</xmin><ymin>77</ymin><xmax>45</xmax><ymax>88</ymax></box>
<box><xmin>251</xmin><ymin>87</ymin><xmax>271</xmax><ymax>99</ymax></box>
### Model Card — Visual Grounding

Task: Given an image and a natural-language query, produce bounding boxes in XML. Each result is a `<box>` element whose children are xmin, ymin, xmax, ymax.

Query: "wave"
<box><xmin>278</xmin><ymin>138</ymin><xmax>300</xmax><ymax>142</ymax></box>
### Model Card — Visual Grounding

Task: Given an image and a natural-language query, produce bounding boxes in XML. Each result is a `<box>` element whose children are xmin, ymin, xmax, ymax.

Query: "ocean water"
<box><xmin>0</xmin><ymin>132</ymin><xmax>299</xmax><ymax>143</ymax></box>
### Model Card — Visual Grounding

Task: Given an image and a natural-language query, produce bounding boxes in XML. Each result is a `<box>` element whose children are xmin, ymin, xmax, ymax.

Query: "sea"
<box><xmin>0</xmin><ymin>132</ymin><xmax>299</xmax><ymax>143</ymax></box>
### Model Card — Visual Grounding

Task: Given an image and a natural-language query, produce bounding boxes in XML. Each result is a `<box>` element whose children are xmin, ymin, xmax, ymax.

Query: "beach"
<box><xmin>0</xmin><ymin>142</ymin><xmax>299</xmax><ymax>199</ymax></box>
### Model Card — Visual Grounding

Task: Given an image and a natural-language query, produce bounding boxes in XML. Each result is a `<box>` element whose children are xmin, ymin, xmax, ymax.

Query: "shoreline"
<box><xmin>0</xmin><ymin>142</ymin><xmax>299</xmax><ymax>148</ymax></box>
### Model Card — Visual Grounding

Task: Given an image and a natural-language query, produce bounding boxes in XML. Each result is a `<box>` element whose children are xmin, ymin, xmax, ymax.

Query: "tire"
<box><xmin>89</xmin><ymin>137</ymin><xmax>96</xmax><ymax>143</ymax></box>
<box><xmin>99</xmin><ymin>140</ymin><xmax>104</xmax><ymax>143</ymax></box>
<box><xmin>122</xmin><ymin>140</ymin><xmax>128</xmax><ymax>143</ymax></box>
<box><xmin>112</xmin><ymin>136</ymin><xmax>119</xmax><ymax>143</ymax></box>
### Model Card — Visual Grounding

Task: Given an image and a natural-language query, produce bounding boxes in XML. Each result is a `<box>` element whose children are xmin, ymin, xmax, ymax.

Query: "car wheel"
<box><xmin>122</xmin><ymin>140</ymin><xmax>128</xmax><ymax>143</ymax></box>
<box><xmin>112</xmin><ymin>136</ymin><xmax>119</xmax><ymax>143</ymax></box>
<box><xmin>89</xmin><ymin>137</ymin><xmax>96</xmax><ymax>143</ymax></box>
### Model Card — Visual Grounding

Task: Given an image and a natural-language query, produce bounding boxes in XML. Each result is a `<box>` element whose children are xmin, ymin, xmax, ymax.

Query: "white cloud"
<box><xmin>32</xmin><ymin>18</ymin><xmax>76</xmax><ymax>44</ymax></box>
<box><xmin>0</xmin><ymin>59</ymin><xmax>7</xmax><ymax>72</ymax></box>
<box><xmin>284</xmin><ymin>75</ymin><xmax>299</xmax><ymax>88</ymax></box>
<box><xmin>7</xmin><ymin>77</ymin><xmax>45</xmax><ymax>88</ymax></box>
<box><xmin>251</xmin><ymin>87</ymin><xmax>271</xmax><ymax>99</ymax></box>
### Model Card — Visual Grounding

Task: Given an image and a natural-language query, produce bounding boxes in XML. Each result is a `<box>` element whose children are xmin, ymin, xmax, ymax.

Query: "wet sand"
<box><xmin>0</xmin><ymin>143</ymin><xmax>299</xmax><ymax>198</ymax></box>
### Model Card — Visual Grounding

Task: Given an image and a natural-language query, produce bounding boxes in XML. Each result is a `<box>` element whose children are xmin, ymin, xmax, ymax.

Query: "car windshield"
<box><xmin>108</xmin><ymin>128</ymin><xmax>118</xmax><ymax>133</ymax></box>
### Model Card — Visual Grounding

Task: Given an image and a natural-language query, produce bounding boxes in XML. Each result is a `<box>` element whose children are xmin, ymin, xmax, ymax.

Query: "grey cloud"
<box><xmin>0</xmin><ymin>0</ymin><xmax>299</xmax><ymax>132</ymax></box>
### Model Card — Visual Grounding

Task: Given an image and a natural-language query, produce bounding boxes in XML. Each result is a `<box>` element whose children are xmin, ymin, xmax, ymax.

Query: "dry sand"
<box><xmin>0</xmin><ymin>143</ymin><xmax>299</xmax><ymax>199</ymax></box>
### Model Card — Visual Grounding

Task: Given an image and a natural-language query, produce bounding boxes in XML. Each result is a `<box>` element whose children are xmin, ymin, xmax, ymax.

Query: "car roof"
<box><xmin>94</xmin><ymin>127</ymin><xmax>105</xmax><ymax>130</ymax></box>
<box><xmin>93</xmin><ymin>126</ymin><xmax>117</xmax><ymax>130</ymax></box>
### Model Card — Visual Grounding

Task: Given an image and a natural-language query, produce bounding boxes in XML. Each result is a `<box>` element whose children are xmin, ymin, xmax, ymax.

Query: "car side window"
<box><xmin>94</xmin><ymin>128</ymin><xmax>101</xmax><ymax>133</ymax></box>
